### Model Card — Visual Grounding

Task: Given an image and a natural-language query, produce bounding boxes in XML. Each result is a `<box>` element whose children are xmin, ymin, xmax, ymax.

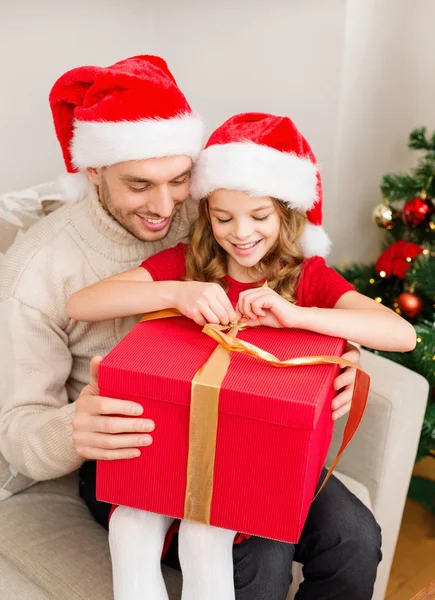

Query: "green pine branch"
<box><xmin>381</xmin><ymin>128</ymin><xmax>435</xmax><ymax>203</ymax></box>
<box><xmin>336</xmin><ymin>126</ymin><xmax>435</xmax><ymax>460</ymax></box>
<box><xmin>408</xmin><ymin>255</ymin><xmax>435</xmax><ymax>299</ymax></box>
<box><xmin>408</xmin><ymin>127</ymin><xmax>435</xmax><ymax>152</ymax></box>
<box><xmin>413</xmin><ymin>324</ymin><xmax>435</xmax><ymax>385</ymax></box>
<box><xmin>418</xmin><ymin>402</ymin><xmax>435</xmax><ymax>460</ymax></box>
<box><xmin>381</xmin><ymin>174</ymin><xmax>420</xmax><ymax>202</ymax></box>
<box><xmin>385</xmin><ymin>222</ymin><xmax>435</xmax><ymax>246</ymax></box>
<box><xmin>336</xmin><ymin>263</ymin><xmax>377</xmax><ymax>291</ymax></box>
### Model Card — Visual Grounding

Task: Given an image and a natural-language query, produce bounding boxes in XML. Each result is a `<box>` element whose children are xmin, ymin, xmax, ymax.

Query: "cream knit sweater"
<box><xmin>0</xmin><ymin>185</ymin><xmax>197</xmax><ymax>481</ymax></box>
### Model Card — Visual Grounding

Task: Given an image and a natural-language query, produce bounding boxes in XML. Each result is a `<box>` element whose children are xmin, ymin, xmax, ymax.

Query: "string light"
<box><xmin>417</xmin><ymin>337</ymin><xmax>423</xmax><ymax>343</ymax></box>
<box><xmin>429</xmin><ymin>221</ymin><xmax>435</xmax><ymax>230</ymax></box>
<box><xmin>379</xmin><ymin>271</ymin><xmax>387</xmax><ymax>278</ymax></box>
<box><xmin>423</xmin><ymin>249</ymin><xmax>429</xmax><ymax>255</ymax></box>
<box><xmin>375</xmin><ymin>297</ymin><xmax>383</xmax><ymax>303</ymax></box>
<box><xmin>369</xmin><ymin>278</ymin><xmax>375</xmax><ymax>284</ymax></box>
<box><xmin>406</xmin><ymin>257</ymin><xmax>412</xmax><ymax>263</ymax></box>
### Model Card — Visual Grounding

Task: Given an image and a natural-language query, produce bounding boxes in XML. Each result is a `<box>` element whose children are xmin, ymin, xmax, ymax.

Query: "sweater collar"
<box><xmin>69</xmin><ymin>184</ymin><xmax>187</xmax><ymax>265</ymax></box>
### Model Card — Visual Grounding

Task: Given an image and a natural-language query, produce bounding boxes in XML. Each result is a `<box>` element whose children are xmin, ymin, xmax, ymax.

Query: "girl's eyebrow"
<box><xmin>209</xmin><ymin>205</ymin><xmax>272</xmax><ymax>213</ymax></box>
<box><xmin>251</xmin><ymin>205</ymin><xmax>273</xmax><ymax>211</ymax></box>
<box><xmin>209</xmin><ymin>207</ymin><xmax>231</xmax><ymax>213</ymax></box>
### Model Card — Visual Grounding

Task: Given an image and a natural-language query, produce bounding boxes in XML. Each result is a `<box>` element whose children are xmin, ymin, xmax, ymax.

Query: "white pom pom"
<box><xmin>56</xmin><ymin>171</ymin><xmax>89</xmax><ymax>202</ymax></box>
<box><xmin>300</xmin><ymin>223</ymin><xmax>331</xmax><ymax>258</ymax></box>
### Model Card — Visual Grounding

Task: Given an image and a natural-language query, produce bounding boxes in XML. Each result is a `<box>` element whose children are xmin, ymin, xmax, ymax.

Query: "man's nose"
<box><xmin>148</xmin><ymin>186</ymin><xmax>176</xmax><ymax>218</ymax></box>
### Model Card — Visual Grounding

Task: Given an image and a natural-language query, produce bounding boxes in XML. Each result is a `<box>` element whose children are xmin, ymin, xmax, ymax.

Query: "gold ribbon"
<box><xmin>140</xmin><ymin>310</ymin><xmax>370</xmax><ymax>524</ymax></box>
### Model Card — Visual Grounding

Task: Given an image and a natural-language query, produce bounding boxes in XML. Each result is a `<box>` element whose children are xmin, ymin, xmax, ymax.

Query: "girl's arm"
<box><xmin>297</xmin><ymin>291</ymin><xmax>417</xmax><ymax>352</ymax></box>
<box><xmin>237</xmin><ymin>289</ymin><xmax>417</xmax><ymax>353</ymax></box>
<box><xmin>67</xmin><ymin>267</ymin><xmax>180</xmax><ymax>321</ymax></box>
<box><xmin>67</xmin><ymin>267</ymin><xmax>238</xmax><ymax>325</ymax></box>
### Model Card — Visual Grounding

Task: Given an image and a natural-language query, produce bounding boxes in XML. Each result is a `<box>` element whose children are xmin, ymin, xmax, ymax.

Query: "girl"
<box><xmin>68</xmin><ymin>112</ymin><xmax>416</xmax><ymax>600</ymax></box>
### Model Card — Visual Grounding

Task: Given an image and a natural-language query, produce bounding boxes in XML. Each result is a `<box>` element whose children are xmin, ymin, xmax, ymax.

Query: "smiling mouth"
<box><xmin>143</xmin><ymin>217</ymin><xmax>166</xmax><ymax>223</ymax></box>
<box><xmin>136</xmin><ymin>214</ymin><xmax>171</xmax><ymax>231</ymax></box>
<box><xmin>232</xmin><ymin>240</ymin><xmax>262</xmax><ymax>249</ymax></box>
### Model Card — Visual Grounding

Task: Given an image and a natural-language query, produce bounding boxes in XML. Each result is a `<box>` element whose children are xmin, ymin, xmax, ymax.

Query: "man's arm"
<box><xmin>0</xmin><ymin>296</ymin><xmax>84</xmax><ymax>480</ymax></box>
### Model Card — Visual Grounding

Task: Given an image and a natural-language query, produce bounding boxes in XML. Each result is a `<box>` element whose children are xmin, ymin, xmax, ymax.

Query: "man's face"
<box><xmin>87</xmin><ymin>155</ymin><xmax>192</xmax><ymax>242</ymax></box>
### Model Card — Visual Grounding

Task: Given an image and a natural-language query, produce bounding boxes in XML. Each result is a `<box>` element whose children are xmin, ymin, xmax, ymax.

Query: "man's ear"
<box><xmin>86</xmin><ymin>167</ymin><xmax>101</xmax><ymax>186</ymax></box>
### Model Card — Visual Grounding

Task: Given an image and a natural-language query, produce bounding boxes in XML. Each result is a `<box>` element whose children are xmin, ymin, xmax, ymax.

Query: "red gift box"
<box><xmin>97</xmin><ymin>314</ymin><xmax>367</xmax><ymax>543</ymax></box>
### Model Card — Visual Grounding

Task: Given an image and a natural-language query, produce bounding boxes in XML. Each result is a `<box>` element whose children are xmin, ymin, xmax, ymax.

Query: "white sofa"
<box><xmin>0</xmin><ymin>185</ymin><xmax>429</xmax><ymax>600</ymax></box>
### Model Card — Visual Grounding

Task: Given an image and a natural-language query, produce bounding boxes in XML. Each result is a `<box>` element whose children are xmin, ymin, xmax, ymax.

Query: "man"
<box><xmin>0</xmin><ymin>55</ymin><xmax>381</xmax><ymax>599</ymax></box>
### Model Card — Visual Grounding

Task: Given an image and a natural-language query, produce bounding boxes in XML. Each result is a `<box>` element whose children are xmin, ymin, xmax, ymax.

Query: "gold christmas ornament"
<box><xmin>371</xmin><ymin>203</ymin><xmax>394</xmax><ymax>229</ymax></box>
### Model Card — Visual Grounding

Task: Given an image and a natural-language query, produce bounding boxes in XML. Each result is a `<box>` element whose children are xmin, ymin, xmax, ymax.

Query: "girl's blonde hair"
<box><xmin>185</xmin><ymin>197</ymin><xmax>306</xmax><ymax>303</ymax></box>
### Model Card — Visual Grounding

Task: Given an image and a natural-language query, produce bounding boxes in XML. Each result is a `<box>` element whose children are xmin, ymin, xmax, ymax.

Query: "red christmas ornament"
<box><xmin>402</xmin><ymin>197</ymin><xmax>433</xmax><ymax>226</ymax></box>
<box><xmin>397</xmin><ymin>292</ymin><xmax>424</xmax><ymax>318</ymax></box>
<box><xmin>375</xmin><ymin>240</ymin><xmax>423</xmax><ymax>279</ymax></box>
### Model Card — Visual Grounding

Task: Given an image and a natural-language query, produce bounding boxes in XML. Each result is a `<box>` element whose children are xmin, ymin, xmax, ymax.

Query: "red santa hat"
<box><xmin>49</xmin><ymin>55</ymin><xmax>205</xmax><ymax>201</ymax></box>
<box><xmin>190</xmin><ymin>112</ymin><xmax>331</xmax><ymax>258</ymax></box>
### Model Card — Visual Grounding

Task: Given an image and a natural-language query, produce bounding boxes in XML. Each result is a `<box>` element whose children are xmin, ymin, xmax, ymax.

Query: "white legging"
<box><xmin>109</xmin><ymin>505</ymin><xmax>237</xmax><ymax>600</ymax></box>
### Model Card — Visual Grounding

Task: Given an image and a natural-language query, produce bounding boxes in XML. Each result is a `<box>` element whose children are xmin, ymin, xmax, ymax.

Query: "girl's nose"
<box><xmin>233</xmin><ymin>219</ymin><xmax>253</xmax><ymax>240</ymax></box>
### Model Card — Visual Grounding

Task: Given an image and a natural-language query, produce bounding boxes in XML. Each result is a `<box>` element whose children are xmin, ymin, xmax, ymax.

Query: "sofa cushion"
<box><xmin>0</xmin><ymin>183</ymin><xmax>65</xmax><ymax>501</ymax></box>
<box><xmin>0</xmin><ymin>473</ymin><xmax>182</xmax><ymax>600</ymax></box>
<box><xmin>0</xmin><ymin>184</ymin><xmax>54</xmax><ymax>257</ymax></box>
<box><xmin>0</xmin><ymin>470</ymin><xmax>371</xmax><ymax>600</ymax></box>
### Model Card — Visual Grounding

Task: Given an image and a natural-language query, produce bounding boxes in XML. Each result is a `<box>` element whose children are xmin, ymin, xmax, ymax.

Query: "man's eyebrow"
<box><xmin>120</xmin><ymin>168</ymin><xmax>191</xmax><ymax>185</ymax></box>
<box><xmin>169</xmin><ymin>168</ymin><xmax>192</xmax><ymax>181</ymax></box>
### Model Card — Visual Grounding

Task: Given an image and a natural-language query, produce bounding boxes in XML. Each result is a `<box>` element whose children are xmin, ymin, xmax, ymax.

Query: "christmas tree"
<box><xmin>337</xmin><ymin>128</ymin><xmax>435</xmax><ymax>473</ymax></box>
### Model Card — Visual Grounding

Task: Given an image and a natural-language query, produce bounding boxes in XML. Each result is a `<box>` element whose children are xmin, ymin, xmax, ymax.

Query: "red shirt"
<box><xmin>141</xmin><ymin>243</ymin><xmax>353</xmax><ymax>309</ymax></box>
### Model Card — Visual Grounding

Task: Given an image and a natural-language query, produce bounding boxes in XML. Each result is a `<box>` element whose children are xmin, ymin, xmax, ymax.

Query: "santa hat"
<box><xmin>190</xmin><ymin>112</ymin><xmax>331</xmax><ymax>258</ymax></box>
<box><xmin>49</xmin><ymin>55</ymin><xmax>204</xmax><ymax>201</ymax></box>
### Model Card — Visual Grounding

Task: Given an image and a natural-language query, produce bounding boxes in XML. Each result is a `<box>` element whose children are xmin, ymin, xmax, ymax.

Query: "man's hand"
<box><xmin>331</xmin><ymin>342</ymin><xmax>361</xmax><ymax>421</ymax></box>
<box><xmin>72</xmin><ymin>356</ymin><xmax>155</xmax><ymax>460</ymax></box>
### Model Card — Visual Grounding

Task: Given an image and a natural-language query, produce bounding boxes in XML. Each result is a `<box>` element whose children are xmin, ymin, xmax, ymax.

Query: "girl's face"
<box><xmin>208</xmin><ymin>189</ymin><xmax>281</xmax><ymax>279</ymax></box>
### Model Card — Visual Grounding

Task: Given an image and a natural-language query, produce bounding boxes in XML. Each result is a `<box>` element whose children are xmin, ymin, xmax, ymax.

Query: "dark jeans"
<box><xmin>79</xmin><ymin>461</ymin><xmax>382</xmax><ymax>600</ymax></box>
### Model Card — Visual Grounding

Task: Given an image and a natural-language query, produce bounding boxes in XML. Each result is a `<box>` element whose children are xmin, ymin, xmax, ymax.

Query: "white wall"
<box><xmin>330</xmin><ymin>0</ymin><xmax>435</xmax><ymax>263</ymax></box>
<box><xmin>1</xmin><ymin>0</ymin><xmax>434</xmax><ymax>263</ymax></box>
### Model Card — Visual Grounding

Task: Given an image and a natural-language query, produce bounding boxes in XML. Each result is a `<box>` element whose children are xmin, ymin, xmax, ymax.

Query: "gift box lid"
<box><xmin>99</xmin><ymin>316</ymin><xmax>346</xmax><ymax>430</ymax></box>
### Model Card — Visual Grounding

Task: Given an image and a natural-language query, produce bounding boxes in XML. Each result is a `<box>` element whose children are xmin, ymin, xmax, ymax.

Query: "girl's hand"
<box><xmin>174</xmin><ymin>281</ymin><xmax>238</xmax><ymax>326</ymax></box>
<box><xmin>237</xmin><ymin>287</ymin><xmax>302</xmax><ymax>329</ymax></box>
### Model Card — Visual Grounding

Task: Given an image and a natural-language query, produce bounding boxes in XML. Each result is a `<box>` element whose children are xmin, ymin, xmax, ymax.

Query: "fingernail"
<box><xmin>138</xmin><ymin>436</ymin><xmax>152</xmax><ymax>446</ymax></box>
<box><xmin>140</xmin><ymin>421</ymin><xmax>155</xmax><ymax>432</ymax></box>
<box><xmin>132</xmin><ymin>406</ymin><xmax>143</xmax><ymax>415</ymax></box>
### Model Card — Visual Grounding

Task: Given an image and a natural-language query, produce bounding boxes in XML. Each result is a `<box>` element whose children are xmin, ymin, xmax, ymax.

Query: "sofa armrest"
<box><xmin>326</xmin><ymin>349</ymin><xmax>429</xmax><ymax>599</ymax></box>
